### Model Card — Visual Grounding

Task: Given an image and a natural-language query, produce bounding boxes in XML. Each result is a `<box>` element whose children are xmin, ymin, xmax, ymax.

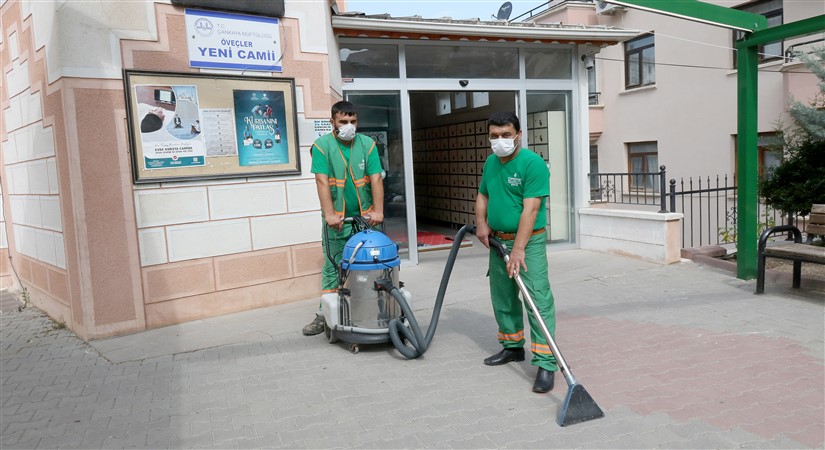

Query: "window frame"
<box><xmin>587</xmin><ymin>62</ymin><xmax>599</xmax><ymax>105</ymax></box>
<box><xmin>733</xmin><ymin>132</ymin><xmax>782</xmax><ymax>180</ymax></box>
<box><xmin>627</xmin><ymin>141</ymin><xmax>659</xmax><ymax>191</ymax></box>
<box><xmin>732</xmin><ymin>0</ymin><xmax>783</xmax><ymax>67</ymax></box>
<box><xmin>624</xmin><ymin>33</ymin><xmax>655</xmax><ymax>89</ymax></box>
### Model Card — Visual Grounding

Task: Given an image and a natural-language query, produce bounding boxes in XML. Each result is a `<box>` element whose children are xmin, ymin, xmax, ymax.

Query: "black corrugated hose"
<box><xmin>381</xmin><ymin>224</ymin><xmax>475</xmax><ymax>359</ymax></box>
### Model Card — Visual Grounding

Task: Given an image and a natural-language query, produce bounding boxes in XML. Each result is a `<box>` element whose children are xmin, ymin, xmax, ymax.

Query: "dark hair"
<box><xmin>331</xmin><ymin>100</ymin><xmax>357</xmax><ymax>118</ymax></box>
<box><xmin>487</xmin><ymin>111</ymin><xmax>520</xmax><ymax>133</ymax></box>
<box><xmin>140</xmin><ymin>113</ymin><xmax>163</xmax><ymax>133</ymax></box>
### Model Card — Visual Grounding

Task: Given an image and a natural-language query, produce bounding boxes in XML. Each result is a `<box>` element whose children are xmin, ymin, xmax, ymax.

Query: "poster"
<box><xmin>233</xmin><ymin>90</ymin><xmax>289</xmax><ymax>166</ymax></box>
<box><xmin>200</xmin><ymin>108</ymin><xmax>238</xmax><ymax>156</ymax></box>
<box><xmin>133</xmin><ymin>84</ymin><xmax>206</xmax><ymax>169</ymax></box>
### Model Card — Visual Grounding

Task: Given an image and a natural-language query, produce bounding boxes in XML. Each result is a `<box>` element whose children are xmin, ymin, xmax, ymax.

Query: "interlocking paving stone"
<box><xmin>2</xmin><ymin>249</ymin><xmax>823</xmax><ymax>449</ymax></box>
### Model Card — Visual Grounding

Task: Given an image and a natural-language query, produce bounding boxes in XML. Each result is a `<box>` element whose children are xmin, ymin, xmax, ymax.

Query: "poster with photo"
<box><xmin>232</xmin><ymin>90</ymin><xmax>289</xmax><ymax>166</ymax></box>
<box><xmin>124</xmin><ymin>70</ymin><xmax>300</xmax><ymax>183</ymax></box>
<box><xmin>133</xmin><ymin>84</ymin><xmax>206</xmax><ymax>169</ymax></box>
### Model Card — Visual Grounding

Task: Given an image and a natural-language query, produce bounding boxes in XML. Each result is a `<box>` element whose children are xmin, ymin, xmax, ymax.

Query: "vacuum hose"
<box><xmin>383</xmin><ymin>224</ymin><xmax>474</xmax><ymax>359</ymax></box>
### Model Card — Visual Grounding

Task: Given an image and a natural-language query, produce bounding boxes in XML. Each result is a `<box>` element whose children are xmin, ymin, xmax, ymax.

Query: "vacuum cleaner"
<box><xmin>320</xmin><ymin>216</ymin><xmax>472</xmax><ymax>357</ymax></box>
<box><xmin>321</xmin><ymin>218</ymin><xmax>603</xmax><ymax>426</ymax></box>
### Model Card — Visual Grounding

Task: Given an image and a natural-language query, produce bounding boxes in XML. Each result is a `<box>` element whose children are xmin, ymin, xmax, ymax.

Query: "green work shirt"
<box><xmin>311</xmin><ymin>133</ymin><xmax>383</xmax><ymax>217</ymax></box>
<box><xmin>479</xmin><ymin>148</ymin><xmax>549</xmax><ymax>232</ymax></box>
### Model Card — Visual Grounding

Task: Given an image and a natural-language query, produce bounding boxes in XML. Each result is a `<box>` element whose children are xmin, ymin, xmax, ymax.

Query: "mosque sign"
<box><xmin>184</xmin><ymin>9</ymin><xmax>282</xmax><ymax>72</ymax></box>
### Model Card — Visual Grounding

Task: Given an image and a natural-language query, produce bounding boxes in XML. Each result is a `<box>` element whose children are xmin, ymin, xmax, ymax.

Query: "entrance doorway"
<box><xmin>408</xmin><ymin>91</ymin><xmax>516</xmax><ymax>247</ymax></box>
<box><xmin>346</xmin><ymin>88</ymin><xmax>575</xmax><ymax>264</ymax></box>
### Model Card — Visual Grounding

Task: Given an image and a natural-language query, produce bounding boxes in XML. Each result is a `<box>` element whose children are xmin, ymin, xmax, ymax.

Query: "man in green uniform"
<box><xmin>475</xmin><ymin>111</ymin><xmax>558</xmax><ymax>393</ymax></box>
<box><xmin>302</xmin><ymin>101</ymin><xmax>384</xmax><ymax>335</ymax></box>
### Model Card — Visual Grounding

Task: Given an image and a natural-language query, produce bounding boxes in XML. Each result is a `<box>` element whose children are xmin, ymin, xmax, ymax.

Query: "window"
<box><xmin>523</xmin><ymin>48</ymin><xmax>573</xmax><ymax>79</ymax></box>
<box><xmin>589</xmin><ymin>145</ymin><xmax>600</xmax><ymax>199</ymax></box>
<box><xmin>587</xmin><ymin>62</ymin><xmax>599</xmax><ymax>105</ymax></box>
<box><xmin>405</xmin><ymin>45</ymin><xmax>518</xmax><ymax>78</ymax></box>
<box><xmin>340</xmin><ymin>44</ymin><xmax>399</xmax><ymax>78</ymax></box>
<box><xmin>734</xmin><ymin>133</ymin><xmax>782</xmax><ymax>179</ymax></box>
<box><xmin>625</xmin><ymin>34</ymin><xmax>655</xmax><ymax>89</ymax></box>
<box><xmin>733</xmin><ymin>0</ymin><xmax>783</xmax><ymax>66</ymax></box>
<box><xmin>627</xmin><ymin>142</ymin><xmax>658</xmax><ymax>191</ymax></box>
<box><xmin>761</xmin><ymin>147</ymin><xmax>781</xmax><ymax>176</ymax></box>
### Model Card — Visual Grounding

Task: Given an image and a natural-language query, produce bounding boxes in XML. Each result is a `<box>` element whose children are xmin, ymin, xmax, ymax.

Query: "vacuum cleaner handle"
<box><xmin>488</xmin><ymin>236</ymin><xmax>577</xmax><ymax>387</ymax></box>
<box><xmin>487</xmin><ymin>235</ymin><xmax>508</xmax><ymax>260</ymax></box>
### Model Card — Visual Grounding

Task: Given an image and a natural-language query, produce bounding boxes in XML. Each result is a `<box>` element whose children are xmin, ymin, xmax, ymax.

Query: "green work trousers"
<box><xmin>320</xmin><ymin>221</ymin><xmax>357</xmax><ymax>293</ymax></box>
<box><xmin>488</xmin><ymin>232</ymin><xmax>558</xmax><ymax>372</ymax></box>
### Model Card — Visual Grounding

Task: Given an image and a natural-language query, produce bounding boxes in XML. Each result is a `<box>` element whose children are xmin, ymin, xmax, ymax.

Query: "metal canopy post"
<box><xmin>735</xmin><ymin>44</ymin><xmax>759</xmax><ymax>279</ymax></box>
<box><xmin>734</xmin><ymin>14</ymin><xmax>825</xmax><ymax>279</ymax></box>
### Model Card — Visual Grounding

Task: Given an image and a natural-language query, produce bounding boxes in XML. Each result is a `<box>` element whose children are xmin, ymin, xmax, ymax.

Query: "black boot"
<box><xmin>532</xmin><ymin>368</ymin><xmax>555</xmax><ymax>393</ymax></box>
<box><xmin>483</xmin><ymin>348</ymin><xmax>525</xmax><ymax>366</ymax></box>
<box><xmin>302</xmin><ymin>315</ymin><xmax>325</xmax><ymax>336</ymax></box>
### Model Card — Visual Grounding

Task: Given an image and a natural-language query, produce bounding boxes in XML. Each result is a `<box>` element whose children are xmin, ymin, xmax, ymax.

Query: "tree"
<box><xmin>759</xmin><ymin>46</ymin><xmax>825</xmax><ymax>216</ymax></box>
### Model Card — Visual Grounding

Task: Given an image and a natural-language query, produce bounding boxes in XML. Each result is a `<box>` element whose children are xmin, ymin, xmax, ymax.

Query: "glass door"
<box><xmin>344</xmin><ymin>92</ymin><xmax>411</xmax><ymax>257</ymax></box>
<box><xmin>525</xmin><ymin>91</ymin><xmax>573</xmax><ymax>243</ymax></box>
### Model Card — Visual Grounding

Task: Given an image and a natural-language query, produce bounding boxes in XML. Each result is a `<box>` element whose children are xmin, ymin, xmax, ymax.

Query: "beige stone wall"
<box><xmin>1</xmin><ymin>0</ymin><xmax>339</xmax><ymax>339</ymax></box>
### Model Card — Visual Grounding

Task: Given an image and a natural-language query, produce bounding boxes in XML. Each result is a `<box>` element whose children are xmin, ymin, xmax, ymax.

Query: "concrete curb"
<box><xmin>692</xmin><ymin>254</ymin><xmax>825</xmax><ymax>292</ymax></box>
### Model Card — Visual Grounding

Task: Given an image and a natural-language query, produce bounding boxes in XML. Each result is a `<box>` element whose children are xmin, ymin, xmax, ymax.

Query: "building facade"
<box><xmin>1</xmin><ymin>0</ymin><xmax>640</xmax><ymax>339</ymax></box>
<box><xmin>534</xmin><ymin>0</ymin><xmax>822</xmax><ymax>191</ymax></box>
<box><xmin>1</xmin><ymin>0</ymin><xmax>342</xmax><ymax>339</ymax></box>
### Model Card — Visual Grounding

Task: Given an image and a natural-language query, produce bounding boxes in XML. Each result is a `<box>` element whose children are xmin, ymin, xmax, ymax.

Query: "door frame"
<box><xmin>342</xmin><ymin>41</ymin><xmax>584</xmax><ymax>265</ymax></box>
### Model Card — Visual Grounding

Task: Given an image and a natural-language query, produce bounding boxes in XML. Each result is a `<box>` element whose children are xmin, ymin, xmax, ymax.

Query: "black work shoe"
<box><xmin>483</xmin><ymin>348</ymin><xmax>525</xmax><ymax>366</ymax></box>
<box><xmin>532</xmin><ymin>368</ymin><xmax>555</xmax><ymax>393</ymax></box>
<box><xmin>302</xmin><ymin>315</ymin><xmax>325</xmax><ymax>336</ymax></box>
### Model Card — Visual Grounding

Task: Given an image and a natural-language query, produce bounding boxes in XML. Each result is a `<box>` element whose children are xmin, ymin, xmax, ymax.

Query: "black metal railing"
<box><xmin>669</xmin><ymin>175</ymin><xmax>738</xmax><ymax>248</ymax></box>
<box><xmin>589</xmin><ymin>166</ymin><xmax>806</xmax><ymax>248</ymax></box>
<box><xmin>511</xmin><ymin>1</ymin><xmax>553</xmax><ymax>22</ymax></box>
<box><xmin>589</xmin><ymin>165</ymin><xmax>668</xmax><ymax>213</ymax></box>
<box><xmin>588</xmin><ymin>92</ymin><xmax>601</xmax><ymax>105</ymax></box>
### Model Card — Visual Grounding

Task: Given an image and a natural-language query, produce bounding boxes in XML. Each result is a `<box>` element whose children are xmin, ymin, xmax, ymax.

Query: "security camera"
<box><xmin>459</xmin><ymin>79</ymin><xmax>469</xmax><ymax>87</ymax></box>
<box><xmin>581</xmin><ymin>55</ymin><xmax>595</xmax><ymax>70</ymax></box>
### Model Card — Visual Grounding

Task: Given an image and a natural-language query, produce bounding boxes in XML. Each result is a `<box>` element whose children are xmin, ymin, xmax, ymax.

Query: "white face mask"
<box><xmin>491</xmin><ymin>138</ymin><xmax>516</xmax><ymax>157</ymax></box>
<box><xmin>337</xmin><ymin>123</ymin><xmax>356</xmax><ymax>141</ymax></box>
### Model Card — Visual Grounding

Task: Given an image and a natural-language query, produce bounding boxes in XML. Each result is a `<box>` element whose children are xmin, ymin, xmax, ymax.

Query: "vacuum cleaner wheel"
<box><xmin>324</xmin><ymin>321</ymin><xmax>338</xmax><ymax>343</ymax></box>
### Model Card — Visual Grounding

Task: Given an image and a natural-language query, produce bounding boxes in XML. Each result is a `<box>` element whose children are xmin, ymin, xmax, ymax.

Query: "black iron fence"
<box><xmin>589</xmin><ymin>165</ymin><xmax>668</xmax><ymax>213</ymax></box>
<box><xmin>589</xmin><ymin>166</ymin><xmax>809</xmax><ymax>248</ymax></box>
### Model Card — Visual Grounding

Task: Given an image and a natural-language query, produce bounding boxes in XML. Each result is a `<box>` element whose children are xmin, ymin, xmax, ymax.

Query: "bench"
<box><xmin>756</xmin><ymin>204</ymin><xmax>825</xmax><ymax>294</ymax></box>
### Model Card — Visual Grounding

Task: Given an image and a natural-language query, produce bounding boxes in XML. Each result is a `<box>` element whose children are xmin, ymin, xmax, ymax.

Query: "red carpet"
<box><xmin>417</xmin><ymin>231</ymin><xmax>461</xmax><ymax>246</ymax></box>
<box><xmin>386</xmin><ymin>230</ymin><xmax>472</xmax><ymax>250</ymax></box>
<box><xmin>418</xmin><ymin>231</ymin><xmax>472</xmax><ymax>252</ymax></box>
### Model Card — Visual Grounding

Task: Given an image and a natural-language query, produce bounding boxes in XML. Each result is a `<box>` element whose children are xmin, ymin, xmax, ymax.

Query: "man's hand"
<box><xmin>325</xmin><ymin>212</ymin><xmax>344</xmax><ymax>230</ymax></box>
<box><xmin>506</xmin><ymin>246</ymin><xmax>528</xmax><ymax>278</ymax></box>
<box><xmin>476</xmin><ymin>221</ymin><xmax>491</xmax><ymax>248</ymax></box>
<box><xmin>364</xmin><ymin>212</ymin><xmax>384</xmax><ymax>228</ymax></box>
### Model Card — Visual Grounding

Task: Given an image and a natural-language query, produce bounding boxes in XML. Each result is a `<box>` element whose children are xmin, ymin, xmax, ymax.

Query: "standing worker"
<box><xmin>475</xmin><ymin>111</ymin><xmax>558</xmax><ymax>393</ymax></box>
<box><xmin>302</xmin><ymin>101</ymin><xmax>384</xmax><ymax>336</ymax></box>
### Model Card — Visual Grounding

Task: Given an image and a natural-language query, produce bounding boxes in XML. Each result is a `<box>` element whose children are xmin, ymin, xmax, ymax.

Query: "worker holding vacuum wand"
<box><xmin>475</xmin><ymin>111</ymin><xmax>558</xmax><ymax>393</ymax></box>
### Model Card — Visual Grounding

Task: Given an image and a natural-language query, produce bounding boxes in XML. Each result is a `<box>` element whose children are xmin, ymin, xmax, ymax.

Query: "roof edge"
<box><xmin>331</xmin><ymin>15</ymin><xmax>640</xmax><ymax>43</ymax></box>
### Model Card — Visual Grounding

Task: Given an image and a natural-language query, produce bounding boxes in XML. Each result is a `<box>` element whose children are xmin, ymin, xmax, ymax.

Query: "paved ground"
<box><xmin>0</xmin><ymin>290</ymin><xmax>22</xmax><ymax>314</ymax></box>
<box><xmin>1</xmin><ymin>243</ymin><xmax>823</xmax><ymax>449</ymax></box>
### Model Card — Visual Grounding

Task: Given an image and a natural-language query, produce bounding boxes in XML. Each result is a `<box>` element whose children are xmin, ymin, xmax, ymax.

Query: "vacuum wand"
<box><xmin>488</xmin><ymin>236</ymin><xmax>604</xmax><ymax>427</ymax></box>
<box><xmin>489</xmin><ymin>239</ymin><xmax>576</xmax><ymax>386</ymax></box>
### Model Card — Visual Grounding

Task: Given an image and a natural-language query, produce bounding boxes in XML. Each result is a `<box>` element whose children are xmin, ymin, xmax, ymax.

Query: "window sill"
<box><xmin>726</xmin><ymin>59</ymin><xmax>785</xmax><ymax>76</ymax></box>
<box><xmin>619</xmin><ymin>85</ymin><xmax>656</xmax><ymax>96</ymax></box>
